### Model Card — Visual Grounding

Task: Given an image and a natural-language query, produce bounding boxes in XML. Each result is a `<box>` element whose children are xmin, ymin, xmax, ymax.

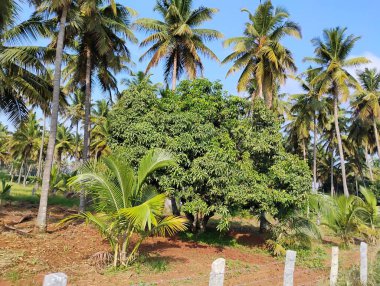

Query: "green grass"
<box><xmin>296</xmin><ymin>246</ymin><xmax>328</xmax><ymax>269</ymax></box>
<box><xmin>4</xmin><ymin>270</ymin><xmax>21</xmax><ymax>282</ymax></box>
<box><xmin>178</xmin><ymin>228</ymin><xmax>238</xmax><ymax>247</ymax></box>
<box><xmin>2</xmin><ymin>183</ymin><xmax>78</xmax><ymax>208</ymax></box>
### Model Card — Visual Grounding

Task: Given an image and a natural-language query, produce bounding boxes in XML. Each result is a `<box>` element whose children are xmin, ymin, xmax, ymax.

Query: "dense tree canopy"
<box><xmin>109</xmin><ymin>79</ymin><xmax>311</xmax><ymax>231</ymax></box>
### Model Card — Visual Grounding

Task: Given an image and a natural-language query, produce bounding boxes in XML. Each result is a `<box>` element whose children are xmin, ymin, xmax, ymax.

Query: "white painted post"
<box><xmin>330</xmin><ymin>247</ymin><xmax>339</xmax><ymax>286</ymax></box>
<box><xmin>43</xmin><ymin>273</ymin><xmax>67</xmax><ymax>286</ymax></box>
<box><xmin>360</xmin><ymin>242</ymin><xmax>368</xmax><ymax>285</ymax></box>
<box><xmin>209</xmin><ymin>258</ymin><xmax>225</xmax><ymax>286</ymax></box>
<box><xmin>283</xmin><ymin>250</ymin><xmax>297</xmax><ymax>286</ymax></box>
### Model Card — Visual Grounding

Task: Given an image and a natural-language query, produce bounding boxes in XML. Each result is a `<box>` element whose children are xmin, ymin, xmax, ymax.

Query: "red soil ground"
<box><xmin>0</xmin><ymin>204</ymin><xmax>373</xmax><ymax>286</ymax></box>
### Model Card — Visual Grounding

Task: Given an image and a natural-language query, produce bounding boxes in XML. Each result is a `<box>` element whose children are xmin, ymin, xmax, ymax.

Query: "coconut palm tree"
<box><xmin>33</xmin><ymin>0</ymin><xmax>74</xmax><ymax>231</ymax></box>
<box><xmin>305</xmin><ymin>27</ymin><xmax>369</xmax><ymax>197</ymax></box>
<box><xmin>64</xmin><ymin>1</ymin><xmax>136</xmax><ymax>211</ymax></box>
<box><xmin>289</xmin><ymin>70</ymin><xmax>331</xmax><ymax>193</ymax></box>
<box><xmin>135</xmin><ymin>0</ymin><xmax>223</xmax><ymax>90</ymax></box>
<box><xmin>0</xmin><ymin>124</ymin><xmax>10</xmax><ymax>165</ymax></box>
<box><xmin>64</xmin><ymin>89</ymin><xmax>85</xmax><ymax>162</ymax></box>
<box><xmin>351</xmin><ymin>68</ymin><xmax>380</xmax><ymax>160</ymax></box>
<box><xmin>91</xmin><ymin>100</ymin><xmax>111</xmax><ymax>159</ymax></box>
<box><xmin>10</xmin><ymin>113</ymin><xmax>42</xmax><ymax>185</ymax></box>
<box><xmin>91</xmin><ymin>119</ymin><xmax>111</xmax><ymax>159</ymax></box>
<box><xmin>222</xmin><ymin>0</ymin><xmax>301</xmax><ymax>108</ymax></box>
<box><xmin>55</xmin><ymin>125</ymin><xmax>75</xmax><ymax>169</ymax></box>
<box><xmin>63</xmin><ymin>149</ymin><xmax>187</xmax><ymax>266</ymax></box>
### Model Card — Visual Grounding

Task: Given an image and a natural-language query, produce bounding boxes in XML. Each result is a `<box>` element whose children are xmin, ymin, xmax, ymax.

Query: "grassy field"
<box><xmin>1</xmin><ymin>182</ymin><xmax>79</xmax><ymax>208</ymax></box>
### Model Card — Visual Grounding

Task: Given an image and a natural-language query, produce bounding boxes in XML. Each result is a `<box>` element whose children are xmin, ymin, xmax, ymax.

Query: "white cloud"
<box><xmin>347</xmin><ymin>52</ymin><xmax>380</xmax><ymax>77</ymax></box>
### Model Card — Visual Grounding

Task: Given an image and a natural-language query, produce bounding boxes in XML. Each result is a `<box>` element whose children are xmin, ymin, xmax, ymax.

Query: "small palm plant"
<box><xmin>0</xmin><ymin>177</ymin><xmax>11</xmax><ymax>205</ymax></box>
<box><xmin>322</xmin><ymin>195</ymin><xmax>365</xmax><ymax>245</ymax></box>
<box><xmin>266</xmin><ymin>212</ymin><xmax>321</xmax><ymax>256</ymax></box>
<box><xmin>356</xmin><ymin>188</ymin><xmax>380</xmax><ymax>243</ymax></box>
<box><xmin>62</xmin><ymin>149</ymin><xmax>187</xmax><ymax>267</ymax></box>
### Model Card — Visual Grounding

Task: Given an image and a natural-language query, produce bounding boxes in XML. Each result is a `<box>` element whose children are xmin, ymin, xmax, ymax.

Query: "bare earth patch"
<box><xmin>0</xmin><ymin>204</ymin><xmax>374</xmax><ymax>286</ymax></box>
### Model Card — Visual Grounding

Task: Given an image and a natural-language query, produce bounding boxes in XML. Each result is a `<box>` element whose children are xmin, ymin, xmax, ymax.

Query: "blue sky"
<box><xmin>3</xmin><ymin>0</ymin><xmax>380</xmax><ymax>128</ymax></box>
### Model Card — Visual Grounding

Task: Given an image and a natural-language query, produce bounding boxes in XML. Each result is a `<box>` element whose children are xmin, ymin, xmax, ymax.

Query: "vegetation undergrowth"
<box><xmin>178</xmin><ymin>228</ymin><xmax>238</xmax><ymax>247</ymax></box>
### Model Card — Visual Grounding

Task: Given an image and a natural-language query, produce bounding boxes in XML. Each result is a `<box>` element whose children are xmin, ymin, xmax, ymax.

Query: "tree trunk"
<box><xmin>365</xmin><ymin>145</ymin><xmax>374</xmax><ymax>181</ymax></box>
<box><xmin>35</xmin><ymin>114</ymin><xmax>46</xmax><ymax>191</ymax></box>
<box><xmin>302</xmin><ymin>138</ymin><xmax>307</xmax><ymax>161</ymax></box>
<box><xmin>170</xmin><ymin>197</ymin><xmax>180</xmax><ymax>216</ymax></box>
<box><xmin>80</xmin><ymin>48</ymin><xmax>92</xmax><ymax>212</ymax></box>
<box><xmin>373</xmin><ymin>119</ymin><xmax>380</xmax><ymax>161</ymax></box>
<box><xmin>9</xmin><ymin>164</ymin><xmax>14</xmax><ymax>182</ymax></box>
<box><xmin>312</xmin><ymin>116</ymin><xmax>317</xmax><ymax>193</ymax></box>
<box><xmin>171</xmin><ymin>51</ymin><xmax>177</xmax><ymax>91</ymax></box>
<box><xmin>17</xmin><ymin>159</ymin><xmax>25</xmax><ymax>184</ymax></box>
<box><xmin>333</xmin><ymin>96</ymin><xmax>349</xmax><ymax>197</ymax></box>
<box><xmin>36</xmin><ymin>6</ymin><xmax>68</xmax><ymax>232</ymax></box>
<box><xmin>264</xmin><ymin>88</ymin><xmax>273</xmax><ymax>109</ymax></box>
<box><xmin>355</xmin><ymin>178</ymin><xmax>359</xmax><ymax>196</ymax></box>
<box><xmin>75</xmin><ymin>121</ymin><xmax>79</xmax><ymax>164</ymax></box>
<box><xmin>330</xmin><ymin>147</ymin><xmax>335</xmax><ymax>196</ymax></box>
<box><xmin>185</xmin><ymin>212</ymin><xmax>212</xmax><ymax>233</ymax></box>
<box><xmin>23</xmin><ymin>164</ymin><xmax>32</xmax><ymax>187</ymax></box>
<box><xmin>259</xmin><ymin>211</ymin><xmax>268</xmax><ymax>233</ymax></box>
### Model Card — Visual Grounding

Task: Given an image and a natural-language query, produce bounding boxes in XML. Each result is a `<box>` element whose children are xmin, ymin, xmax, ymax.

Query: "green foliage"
<box><xmin>135</xmin><ymin>0</ymin><xmax>222</xmax><ymax>86</ymax></box>
<box><xmin>319</xmin><ymin>189</ymin><xmax>379</xmax><ymax>245</ymax></box>
<box><xmin>3</xmin><ymin>183</ymin><xmax>78</xmax><ymax>207</ymax></box>
<box><xmin>62</xmin><ymin>149</ymin><xmax>187</xmax><ymax>267</ymax></box>
<box><xmin>179</xmin><ymin>229</ymin><xmax>238</xmax><ymax>247</ymax></box>
<box><xmin>0</xmin><ymin>176</ymin><xmax>11</xmax><ymax>204</ymax></box>
<box><xmin>266</xmin><ymin>212</ymin><xmax>321</xmax><ymax>256</ymax></box>
<box><xmin>109</xmin><ymin>79</ymin><xmax>312</xmax><ymax>232</ymax></box>
<box><xmin>222</xmin><ymin>0</ymin><xmax>301</xmax><ymax>107</ymax></box>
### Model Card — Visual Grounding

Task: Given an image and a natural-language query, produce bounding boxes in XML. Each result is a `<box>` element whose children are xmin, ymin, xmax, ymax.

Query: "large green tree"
<box><xmin>109</xmin><ymin>79</ymin><xmax>311</xmax><ymax>232</ymax></box>
<box><xmin>223</xmin><ymin>0</ymin><xmax>301</xmax><ymax>108</ymax></box>
<box><xmin>135</xmin><ymin>0</ymin><xmax>222</xmax><ymax>90</ymax></box>
<box><xmin>305</xmin><ymin>27</ymin><xmax>369</xmax><ymax>197</ymax></box>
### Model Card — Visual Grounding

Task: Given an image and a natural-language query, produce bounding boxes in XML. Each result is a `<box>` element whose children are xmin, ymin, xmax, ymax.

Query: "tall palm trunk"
<box><xmin>80</xmin><ymin>48</ymin><xmax>92</xmax><ymax>212</ymax></box>
<box><xmin>9</xmin><ymin>163</ymin><xmax>14</xmax><ymax>182</ymax></box>
<box><xmin>312</xmin><ymin>116</ymin><xmax>317</xmax><ymax>193</ymax></box>
<box><xmin>35</xmin><ymin>114</ymin><xmax>46</xmax><ymax>191</ymax></box>
<box><xmin>264</xmin><ymin>86</ymin><xmax>273</xmax><ymax>109</ymax></box>
<box><xmin>330</xmin><ymin>147</ymin><xmax>335</xmax><ymax>196</ymax></box>
<box><xmin>373</xmin><ymin>119</ymin><xmax>380</xmax><ymax>161</ymax></box>
<box><xmin>23</xmin><ymin>164</ymin><xmax>32</xmax><ymax>187</ymax></box>
<box><xmin>17</xmin><ymin>158</ymin><xmax>25</xmax><ymax>184</ymax></box>
<box><xmin>333</xmin><ymin>96</ymin><xmax>349</xmax><ymax>197</ymax></box>
<box><xmin>75</xmin><ymin>122</ymin><xmax>79</xmax><ymax>160</ymax></box>
<box><xmin>365</xmin><ymin>144</ymin><xmax>374</xmax><ymax>181</ymax></box>
<box><xmin>171</xmin><ymin>51</ymin><xmax>177</xmax><ymax>91</ymax></box>
<box><xmin>36</xmin><ymin>5</ymin><xmax>68</xmax><ymax>232</ymax></box>
<box><xmin>302</xmin><ymin>138</ymin><xmax>307</xmax><ymax>161</ymax></box>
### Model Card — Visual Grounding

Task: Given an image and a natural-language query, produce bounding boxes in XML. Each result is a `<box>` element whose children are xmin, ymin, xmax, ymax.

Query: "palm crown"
<box><xmin>135</xmin><ymin>0</ymin><xmax>223</xmax><ymax>90</ymax></box>
<box><xmin>223</xmin><ymin>0</ymin><xmax>301</xmax><ymax>108</ymax></box>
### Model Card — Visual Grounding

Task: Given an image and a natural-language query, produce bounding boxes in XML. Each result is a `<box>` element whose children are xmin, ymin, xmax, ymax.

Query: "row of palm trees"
<box><xmin>0</xmin><ymin>0</ymin><xmax>377</xmax><ymax>231</ymax></box>
<box><xmin>0</xmin><ymin>100</ymin><xmax>111</xmax><ymax>186</ymax></box>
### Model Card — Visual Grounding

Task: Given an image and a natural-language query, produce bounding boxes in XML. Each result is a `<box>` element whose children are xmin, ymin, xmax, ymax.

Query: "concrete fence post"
<box><xmin>283</xmin><ymin>250</ymin><xmax>297</xmax><ymax>286</ymax></box>
<box><xmin>43</xmin><ymin>273</ymin><xmax>67</xmax><ymax>286</ymax></box>
<box><xmin>330</xmin><ymin>246</ymin><xmax>339</xmax><ymax>286</ymax></box>
<box><xmin>360</xmin><ymin>242</ymin><xmax>368</xmax><ymax>285</ymax></box>
<box><xmin>209</xmin><ymin>258</ymin><xmax>226</xmax><ymax>286</ymax></box>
